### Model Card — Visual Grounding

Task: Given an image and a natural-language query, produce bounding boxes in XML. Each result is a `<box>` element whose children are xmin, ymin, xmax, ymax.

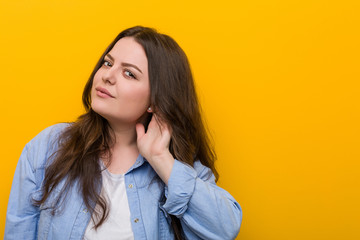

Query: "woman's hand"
<box><xmin>135</xmin><ymin>113</ymin><xmax>175</xmax><ymax>185</ymax></box>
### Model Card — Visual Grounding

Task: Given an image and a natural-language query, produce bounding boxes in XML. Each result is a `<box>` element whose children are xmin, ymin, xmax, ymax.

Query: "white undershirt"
<box><xmin>83</xmin><ymin>163</ymin><xmax>134</xmax><ymax>240</ymax></box>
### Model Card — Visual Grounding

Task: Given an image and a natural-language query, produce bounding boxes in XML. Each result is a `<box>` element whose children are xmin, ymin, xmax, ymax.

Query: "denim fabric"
<box><xmin>5</xmin><ymin>123</ymin><xmax>242</xmax><ymax>240</ymax></box>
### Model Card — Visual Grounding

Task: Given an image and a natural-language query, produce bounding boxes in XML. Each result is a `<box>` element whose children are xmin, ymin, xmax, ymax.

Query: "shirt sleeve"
<box><xmin>4</xmin><ymin>123</ymin><xmax>68</xmax><ymax>240</ymax></box>
<box><xmin>160</xmin><ymin>159</ymin><xmax>243</xmax><ymax>240</ymax></box>
<box><xmin>4</xmin><ymin>142</ymin><xmax>41</xmax><ymax>240</ymax></box>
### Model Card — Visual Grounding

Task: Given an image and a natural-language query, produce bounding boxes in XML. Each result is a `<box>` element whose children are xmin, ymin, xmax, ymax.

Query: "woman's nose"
<box><xmin>102</xmin><ymin>68</ymin><xmax>117</xmax><ymax>85</ymax></box>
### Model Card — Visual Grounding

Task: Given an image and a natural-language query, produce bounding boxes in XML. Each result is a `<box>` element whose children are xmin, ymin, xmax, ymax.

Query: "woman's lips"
<box><xmin>95</xmin><ymin>87</ymin><xmax>115</xmax><ymax>98</ymax></box>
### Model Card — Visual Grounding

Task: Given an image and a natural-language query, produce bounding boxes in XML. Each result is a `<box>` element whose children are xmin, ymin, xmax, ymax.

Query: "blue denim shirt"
<box><xmin>5</xmin><ymin>123</ymin><xmax>242</xmax><ymax>240</ymax></box>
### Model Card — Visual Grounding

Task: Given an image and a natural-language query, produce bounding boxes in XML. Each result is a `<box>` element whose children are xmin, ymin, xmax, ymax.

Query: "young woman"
<box><xmin>5</xmin><ymin>26</ymin><xmax>242</xmax><ymax>240</ymax></box>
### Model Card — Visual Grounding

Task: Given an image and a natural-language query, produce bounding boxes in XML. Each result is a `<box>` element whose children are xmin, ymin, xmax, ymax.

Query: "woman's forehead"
<box><xmin>109</xmin><ymin>37</ymin><xmax>147</xmax><ymax>62</ymax></box>
<box><xmin>106</xmin><ymin>37</ymin><xmax>148</xmax><ymax>75</ymax></box>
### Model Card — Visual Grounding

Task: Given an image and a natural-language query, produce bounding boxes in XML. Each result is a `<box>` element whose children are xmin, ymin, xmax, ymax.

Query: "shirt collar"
<box><xmin>125</xmin><ymin>153</ymin><xmax>147</xmax><ymax>174</ymax></box>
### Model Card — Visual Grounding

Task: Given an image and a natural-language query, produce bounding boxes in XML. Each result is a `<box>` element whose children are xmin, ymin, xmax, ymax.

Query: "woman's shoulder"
<box><xmin>27</xmin><ymin>122</ymin><xmax>72</xmax><ymax>146</ymax></box>
<box><xmin>23</xmin><ymin>122</ymin><xmax>73</xmax><ymax>166</ymax></box>
<box><xmin>37</xmin><ymin>122</ymin><xmax>72</xmax><ymax>136</ymax></box>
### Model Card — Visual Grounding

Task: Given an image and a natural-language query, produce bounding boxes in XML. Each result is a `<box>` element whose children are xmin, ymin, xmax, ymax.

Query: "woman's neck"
<box><xmin>108</xmin><ymin>122</ymin><xmax>138</xmax><ymax>147</ymax></box>
<box><xmin>102</xmin><ymin>123</ymin><xmax>140</xmax><ymax>174</ymax></box>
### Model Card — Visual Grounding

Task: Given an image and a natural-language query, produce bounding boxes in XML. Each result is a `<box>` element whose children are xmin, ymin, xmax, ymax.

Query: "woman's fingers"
<box><xmin>136</xmin><ymin>112</ymin><xmax>173</xmax><ymax>160</ymax></box>
<box><xmin>135</xmin><ymin>123</ymin><xmax>145</xmax><ymax>141</ymax></box>
<box><xmin>153</xmin><ymin>114</ymin><xmax>172</xmax><ymax>135</ymax></box>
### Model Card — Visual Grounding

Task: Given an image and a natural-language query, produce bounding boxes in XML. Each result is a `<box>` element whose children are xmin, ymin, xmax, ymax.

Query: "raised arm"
<box><xmin>136</xmin><ymin>114</ymin><xmax>242</xmax><ymax>239</ymax></box>
<box><xmin>160</xmin><ymin>159</ymin><xmax>242</xmax><ymax>240</ymax></box>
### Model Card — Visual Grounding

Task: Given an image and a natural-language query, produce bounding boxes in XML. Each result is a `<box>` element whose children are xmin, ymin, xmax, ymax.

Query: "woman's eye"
<box><xmin>103</xmin><ymin>60</ymin><xmax>112</xmax><ymax>67</ymax></box>
<box><xmin>124</xmin><ymin>70</ymin><xmax>136</xmax><ymax>79</ymax></box>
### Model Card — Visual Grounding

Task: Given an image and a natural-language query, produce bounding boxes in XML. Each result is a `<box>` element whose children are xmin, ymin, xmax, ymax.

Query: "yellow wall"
<box><xmin>1</xmin><ymin>0</ymin><xmax>359</xmax><ymax>239</ymax></box>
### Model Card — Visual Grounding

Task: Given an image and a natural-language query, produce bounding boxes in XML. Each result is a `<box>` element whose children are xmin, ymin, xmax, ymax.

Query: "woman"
<box><xmin>5</xmin><ymin>26</ymin><xmax>242</xmax><ymax>240</ymax></box>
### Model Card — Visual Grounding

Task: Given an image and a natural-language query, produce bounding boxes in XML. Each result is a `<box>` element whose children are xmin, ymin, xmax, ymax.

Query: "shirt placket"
<box><xmin>125</xmin><ymin>171</ymin><xmax>148</xmax><ymax>239</ymax></box>
<box><xmin>70</xmin><ymin>201</ymin><xmax>92</xmax><ymax>240</ymax></box>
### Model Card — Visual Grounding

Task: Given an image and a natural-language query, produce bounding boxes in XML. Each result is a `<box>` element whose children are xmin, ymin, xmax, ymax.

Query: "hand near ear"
<box><xmin>135</xmin><ymin>113</ymin><xmax>174</xmax><ymax>185</ymax></box>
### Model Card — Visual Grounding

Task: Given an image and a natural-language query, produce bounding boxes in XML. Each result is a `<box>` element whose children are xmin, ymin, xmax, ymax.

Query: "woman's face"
<box><xmin>91</xmin><ymin>37</ymin><xmax>150</xmax><ymax>125</ymax></box>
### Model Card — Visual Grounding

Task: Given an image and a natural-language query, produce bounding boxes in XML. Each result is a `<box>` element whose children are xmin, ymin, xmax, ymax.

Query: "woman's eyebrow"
<box><xmin>121</xmin><ymin>62</ymin><xmax>143</xmax><ymax>74</ymax></box>
<box><xmin>105</xmin><ymin>53</ymin><xmax>115</xmax><ymax>61</ymax></box>
<box><xmin>105</xmin><ymin>53</ymin><xmax>143</xmax><ymax>74</ymax></box>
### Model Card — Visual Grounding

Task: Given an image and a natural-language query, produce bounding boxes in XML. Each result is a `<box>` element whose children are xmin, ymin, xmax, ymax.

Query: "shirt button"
<box><xmin>128</xmin><ymin>184</ymin><xmax>133</xmax><ymax>189</ymax></box>
<box><xmin>134</xmin><ymin>218</ymin><xmax>139</xmax><ymax>223</ymax></box>
<box><xmin>83</xmin><ymin>208</ymin><xmax>88</xmax><ymax>213</ymax></box>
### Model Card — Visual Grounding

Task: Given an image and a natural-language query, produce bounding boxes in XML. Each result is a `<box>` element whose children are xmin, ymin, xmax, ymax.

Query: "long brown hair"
<box><xmin>34</xmin><ymin>26</ymin><xmax>218</xmax><ymax>238</ymax></box>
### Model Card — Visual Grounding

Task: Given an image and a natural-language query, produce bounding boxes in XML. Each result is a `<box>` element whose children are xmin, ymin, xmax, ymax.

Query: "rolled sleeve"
<box><xmin>160</xmin><ymin>159</ymin><xmax>197</xmax><ymax>217</ymax></box>
<box><xmin>159</xmin><ymin>159</ymin><xmax>242</xmax><ymax>240</ymax></box>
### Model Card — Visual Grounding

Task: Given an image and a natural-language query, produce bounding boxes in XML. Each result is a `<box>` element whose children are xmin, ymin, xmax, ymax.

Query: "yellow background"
<box><xmin>1</xmin><ymin>0</ymin><xmax>359</xmax><ymax>239</ymax></box>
